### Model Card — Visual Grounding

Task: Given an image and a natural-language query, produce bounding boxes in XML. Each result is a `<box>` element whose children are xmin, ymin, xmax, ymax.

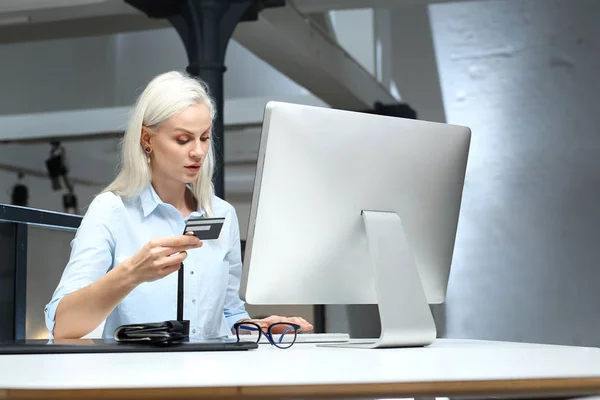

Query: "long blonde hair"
<box><xmin>103</xmin><ymin>71</ymin><xmax>216</xmax><ymax>216</ymax></box>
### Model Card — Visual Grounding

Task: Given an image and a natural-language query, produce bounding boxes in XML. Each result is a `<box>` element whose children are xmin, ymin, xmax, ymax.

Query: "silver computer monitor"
<box><xmin>241</xmin><ymin>101</ymin><xmax>471</xmax><ymax>348</ymax></box>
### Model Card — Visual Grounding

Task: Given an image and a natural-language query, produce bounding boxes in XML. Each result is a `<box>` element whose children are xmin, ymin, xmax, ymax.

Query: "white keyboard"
<box><xmin>271</xmin><ymin>332</ymin><xmax>350</xmax><ymax>344</ymax></box>
<box><xmin>230</xmin><ymin>333</ymin><xmax>350</xmax><ymax>344</ymax></box>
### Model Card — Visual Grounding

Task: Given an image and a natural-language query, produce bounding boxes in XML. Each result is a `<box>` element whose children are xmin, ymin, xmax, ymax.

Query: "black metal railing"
<box><xmin>0</xmin><ymin>204</ymin><xmax>82</xmax><ymax>341</ymax></box>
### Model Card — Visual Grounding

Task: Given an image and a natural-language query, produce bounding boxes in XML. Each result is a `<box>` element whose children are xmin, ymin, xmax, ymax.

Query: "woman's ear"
<box><xmin>140</xmin><ymin>126</ymin><xmax>152</xmax><ymax>149</ymax></box>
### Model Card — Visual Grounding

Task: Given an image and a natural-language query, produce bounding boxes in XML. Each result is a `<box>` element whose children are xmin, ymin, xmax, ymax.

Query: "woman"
<box><xmin>45</xmin><ymin>71</ymin><xmax>312</xmax><ymax>339</ymax></box>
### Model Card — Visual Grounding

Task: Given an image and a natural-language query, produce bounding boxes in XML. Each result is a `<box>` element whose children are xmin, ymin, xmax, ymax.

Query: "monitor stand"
<box><xmin>319</xmin><ymin>210</ymin><xmax>436</xmax><ymax>349</ymax></box>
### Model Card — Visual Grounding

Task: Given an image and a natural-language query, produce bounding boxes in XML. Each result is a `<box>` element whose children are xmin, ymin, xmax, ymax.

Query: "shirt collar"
<box><xmin>140</xmin><ymin>184</ymin><xmax>205</xmax><ymax>218</ymax></box>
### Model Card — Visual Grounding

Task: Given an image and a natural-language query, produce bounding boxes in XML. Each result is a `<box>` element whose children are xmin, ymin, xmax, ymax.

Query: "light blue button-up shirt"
<box><xmin>44</xmin><ymin>184</ymin><xmax>250</xmax><ymax>339</ymax></box>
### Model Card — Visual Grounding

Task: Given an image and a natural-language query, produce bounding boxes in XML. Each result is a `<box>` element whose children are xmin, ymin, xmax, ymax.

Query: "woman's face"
<box><xmin>142</xmin><ymin>103</ymin><xmax>212</xmax><ymax>186</ymax></box>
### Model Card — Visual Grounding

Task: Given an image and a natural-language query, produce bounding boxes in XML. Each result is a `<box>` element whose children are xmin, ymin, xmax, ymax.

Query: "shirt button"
<box><xmin>192</xmin><ymin>299</ymin><xmax>196</xmax><ymax>304</ymax></box>
<box><xmin>192</xmin><ymin>329</ymin><xmax>196</xmax><ymax>334</ymax></box>
<box><xmin>190</xmin><ymin>270</ymin><xmax>194</xmax><ymax>275</ymax></box>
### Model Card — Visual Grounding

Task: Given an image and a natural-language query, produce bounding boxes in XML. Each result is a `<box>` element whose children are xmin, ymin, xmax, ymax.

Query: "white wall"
<box><xmin>113</xmin><ymin>28</ymin><xmax>309</xmax><ymax>106</ymax></box>
<box><xmin>328</xmin><ymin>6</ymin><xmax>446</xmax><ymax>124</ymax></box>
<box><xmin>0</xmin><ymin>27</ymin><xmax>309</xmax><ymax>115</ymax></box>
<box><xmin>389</xmin><ymin>5</ymin><xmax>446</xmax><ymax>123</ymax></box>
<box><xmin>0</xmin><ymin>35</ymin><xmax>116</xmax><ymax>115</ymax></box>
<box><xmin>430</xmin><ymin>0</ymin><xmax>600</xmax><ymax>346</ymax></box>
<box><xmin>26</xmin><ymin>226</ymin><xmax>77</xmax><ymax>339</ymax></box>
<box><xmin>329</xmin><ymin>9</ymin><xmax>375</xmax><ymax>76</ymax></box>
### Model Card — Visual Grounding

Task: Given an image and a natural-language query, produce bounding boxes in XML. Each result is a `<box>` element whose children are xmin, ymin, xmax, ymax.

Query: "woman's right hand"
<box><xmin>120</xmin><ymin>234</ymin><xmax>203</xmax><ymax>285</ymax></box>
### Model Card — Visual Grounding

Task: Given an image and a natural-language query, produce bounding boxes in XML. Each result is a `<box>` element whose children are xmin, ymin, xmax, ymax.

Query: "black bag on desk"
<box><xmin>114</xmin><ymin>320</ymin><xmax>190</xmax><ymax>344</ymax></box>
<box><xmin>114</xmin><ymin>260</ymin><xmax>190</xmax><ymax>345</ymax></box>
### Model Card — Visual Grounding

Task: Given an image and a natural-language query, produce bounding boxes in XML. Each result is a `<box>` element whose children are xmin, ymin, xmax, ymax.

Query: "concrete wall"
<box><xmin>430</xmin><ymin>0</ymin><xmax>600</xmax><ymax>346</ymax></box>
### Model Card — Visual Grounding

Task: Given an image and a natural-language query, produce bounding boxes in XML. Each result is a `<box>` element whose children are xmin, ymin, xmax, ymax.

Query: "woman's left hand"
<box><xmin>249</xmin><ymin>315</ymin><xmax>313</xmax><ymax>334</ymax></box>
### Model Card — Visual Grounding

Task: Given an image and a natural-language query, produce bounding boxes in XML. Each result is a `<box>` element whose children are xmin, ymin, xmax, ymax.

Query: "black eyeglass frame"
<box><xmin>233</xmin><ymin>321</ymin><xmax>301</xmax><ymax>349</ymax></box>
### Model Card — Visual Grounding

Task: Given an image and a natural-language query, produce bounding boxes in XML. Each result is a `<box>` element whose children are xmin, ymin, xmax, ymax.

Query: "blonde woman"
<box><xmin>45</xmin><ymin>71</ymin><xmax>312</xmax><ymax>340</ymax></box>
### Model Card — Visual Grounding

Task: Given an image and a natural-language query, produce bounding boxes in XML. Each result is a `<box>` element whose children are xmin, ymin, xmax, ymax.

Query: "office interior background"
<box><xmin>1</xmin><ymin>0</ymin><xmax>599</xmax><ymax>344</ymax></box>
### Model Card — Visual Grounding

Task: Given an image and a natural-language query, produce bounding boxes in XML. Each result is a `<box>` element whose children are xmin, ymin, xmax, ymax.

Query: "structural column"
<box><xmin>126</xmin><ymin>0</ymin><xmax>282</xmax><ymax>198</ymax></box>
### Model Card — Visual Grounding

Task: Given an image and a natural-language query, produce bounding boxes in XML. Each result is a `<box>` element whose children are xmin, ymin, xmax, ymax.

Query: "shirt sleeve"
<box><xmin>223</xmin><ymin>208</ymin><xmax>251</xmax><ymax>328</ymax></box>
<box><xmin>44</xmin><ymin>193</ymin><xmax>118</xmax><ymax>337</ymax></box>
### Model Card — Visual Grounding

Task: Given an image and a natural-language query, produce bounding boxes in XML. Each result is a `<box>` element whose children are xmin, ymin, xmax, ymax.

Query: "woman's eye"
<box><xmin>177</xmin><ymin>138</ymin><xmax>189</xmax><ymax>145</ymax></box>
<box><xmin>201</xmin><ymin>137</ymin><xmax>210</xmax><ymax>142</ymax></box>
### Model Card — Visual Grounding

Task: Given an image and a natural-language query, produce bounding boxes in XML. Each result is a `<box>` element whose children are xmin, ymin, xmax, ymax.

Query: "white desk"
<box><xmin>1</xmin><ymin>339</ymin><xmax>600</xmax><ymax>399</ymax></box>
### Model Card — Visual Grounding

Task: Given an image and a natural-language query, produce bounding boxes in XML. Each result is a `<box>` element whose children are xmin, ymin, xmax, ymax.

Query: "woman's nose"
<box><xmin>190</xmin><ymin>140</ymin><xmax>205</xmax><ymax>158</ymax></box>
